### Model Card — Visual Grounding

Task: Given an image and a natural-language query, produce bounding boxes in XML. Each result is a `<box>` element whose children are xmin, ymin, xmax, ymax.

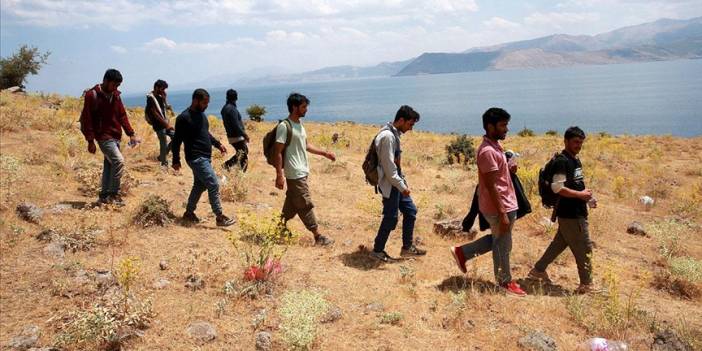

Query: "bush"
<box><xmin>445</xmin><ymin>135</ymin><xmax>475</xmax><ymax>165</ymax></box>
<box><xmin>132</xmin><ymin>195</ymin><xmax>175</xmax><ymax>227</ymax></box>
<box><xmin>279</xmin><ymin>290</ymin><xmax>329</xmax><ymax>350</ymax></box>
<box><xmin>246</xmin><ymin>104</ymin><xmax>266</xmax><ymax>122</ymax></box>
<box><xmin>517</xmin><ymin>127</ymin><xmax>535</xmax><ymax>137</ymax></box>
<box><xmin>545</xmin><ymin>130</ymin><xmax>558</xmax><ymax>136</ymax></box>
<box><xmin>380</xmin><ymin>311</ymin><xmax>403</xmax><ymax>325</ymax></box>
<box><xmin>0</xmin><ymin>45</ymin><xmax>50</xmax><ymax>89</ymax></box>
<box><xmin>220</xmin><ymin>169</ymin><xmax>249</xmax><ymax>202</ymax></box>
<box><xmin>669</xmin><ymin>256</ymin><xmax>702</xmax><ymax>283</ymax></box>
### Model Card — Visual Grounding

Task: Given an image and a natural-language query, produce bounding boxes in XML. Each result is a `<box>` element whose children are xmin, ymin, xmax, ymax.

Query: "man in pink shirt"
<box><xmin>449</xmin><ymin>107</ymin><xmax>527</xmax><ymax>297</ymax></box>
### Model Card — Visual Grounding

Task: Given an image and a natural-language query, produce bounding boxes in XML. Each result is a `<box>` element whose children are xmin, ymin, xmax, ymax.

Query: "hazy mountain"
<box><xmin>243</xmin><ymin>59</ymin><xmax>413</xmax><ymax>85</ymax></box>
<box><xmin>396</xmin><ymin>16</ymin><xmax>702</xmax><ymax>76</ymax></box>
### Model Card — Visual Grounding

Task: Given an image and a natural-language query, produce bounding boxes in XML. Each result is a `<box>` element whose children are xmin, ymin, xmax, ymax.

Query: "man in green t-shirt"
<box><xmin>272</xmin><ymin>93</ymin><xmax>336</xmax><ymax>246</ymax></box>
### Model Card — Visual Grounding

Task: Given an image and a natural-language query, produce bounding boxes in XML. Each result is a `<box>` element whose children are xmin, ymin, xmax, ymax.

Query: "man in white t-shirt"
<box><xmin>272</xmin><ymin>93</ymin><xmax>336</xmax><ymax>246</ymax></box>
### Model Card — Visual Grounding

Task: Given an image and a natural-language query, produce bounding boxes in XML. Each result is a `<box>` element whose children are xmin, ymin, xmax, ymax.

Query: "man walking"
<box><xmin>145</xmin><ymin>79</ymin><xmax>174</xmax><ymax>167</ymax></box>
<box><xmin>449</xmin><ymin>107</ymin><xmax>527</xmax><ymax>296</ymax></box>
<box><xmin>370</xmin><ymin>105</ymin><xmax>427</xmax><ymax>262</ymax></box>
<box><xmin>80</xmin><ymin>68</ymin><xmax>140</xmax><ymax>206</ymax></box>
<box><xmin>528</xmin><ymin>127</ymin><xmax>597</xmax><ymax>294</ymax></box>
<box><xmin>221</xmin><ymin>89</ymin><xmax>249</xmax><ymax>171</ymax></box>
<box><xmin>171</xmin><ymin>89</ymin><xmax>235</xmax><ymax>227</ymax></box>
<box><xmin>272</xmin><ymin>93</ymin><xmax>335</xmax><ymax>246</ymax></box>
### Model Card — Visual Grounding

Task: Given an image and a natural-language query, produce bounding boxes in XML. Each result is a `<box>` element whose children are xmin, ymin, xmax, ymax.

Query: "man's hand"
<box><xmin>499</xmin><ymin>212</ymin><xmax>510</xmax><ymax>233</ymax></box>
<box><xmin>129</xmin><ymin>135</ymin><xmax>141</xmax><ymax>145</ymax></box>
<box><xmin>167</xmin><ymin>126</ymin><xmax>174</xmax><ymax>131</ymax></box>
<box><xmin>172</xmin><ymin>162</ymin><xmax>181</xmax><ymax>171</ymax></box>
<box><xmin>88</xmin><ymin>140</ymin><xmax>97</xmax><ymax>154</ymax></box>
<box><xmin>401</xmin><ymin>188</ymin><xmax>411</xmax><ymax>197</ymax></box>
<box><xmin>275</xmin><ymin>174</ymin><xmax>285</xmax><ymax>190</ymax></box>
<box><xmin>244</xmin><ymin>134</ymin><xmax>250</xmax><ymax>143</ymax></box>
<box><xmin>325</xmin><ymin>151</ymin><xmax>336</xmax><ymax>162</ymax></box>
<box><xmin>509</xmin><ymin>162</ymin><xmax>518</xmax><ymax>174</ymax></box>
<box><xmin>579</xmin><ymin>189</ymin><xmax>593</xmax><ymax>202</ymax></box>
<box><xmin>218</xmin><ymin>144</ymin><xmax>227</xmax><ymax>154</ymax></box>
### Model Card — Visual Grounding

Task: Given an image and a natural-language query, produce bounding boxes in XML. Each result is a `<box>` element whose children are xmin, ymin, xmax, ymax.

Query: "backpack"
<box><xmin>538</xmin><ymin>152</ymin><xmax>564</xmax><ymax>208</ymax></box>
<box><xmin>262</xmin><ymin>119</ymin><xmax>293</xmax><ymax>167</ymax></box>
<box><xmin>362</xmin><ymin>127</ymin><xmax>399</xmax><ymax>187</ymax></box>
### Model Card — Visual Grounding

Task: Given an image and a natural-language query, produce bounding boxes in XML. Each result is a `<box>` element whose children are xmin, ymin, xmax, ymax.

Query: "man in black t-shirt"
<box><xmin>528</xmin><ymin>126</ymin><xmax>598</xmax><ymax>294</ymax></box>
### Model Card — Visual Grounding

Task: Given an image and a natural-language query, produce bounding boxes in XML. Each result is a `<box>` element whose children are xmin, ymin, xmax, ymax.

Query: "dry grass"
<box><xmin>1</xmin><ymin>91</ymin><xmax>701</xmax><ymax>350</ymax></box>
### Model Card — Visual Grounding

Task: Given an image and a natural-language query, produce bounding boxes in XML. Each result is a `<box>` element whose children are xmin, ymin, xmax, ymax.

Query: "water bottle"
<box><xmin>580</xmin><ymin>337</ymin><xmax>628</xmax><ymax>351</ymax></box>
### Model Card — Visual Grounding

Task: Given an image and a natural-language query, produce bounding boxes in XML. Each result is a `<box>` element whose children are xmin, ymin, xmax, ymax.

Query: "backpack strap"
<box><xmin>281</xmin><ymin>118</ymin><xmax>293</xmax><ymax>148</ymax></box>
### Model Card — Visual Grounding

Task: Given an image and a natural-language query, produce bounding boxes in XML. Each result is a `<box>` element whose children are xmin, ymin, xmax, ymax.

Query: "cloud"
<box><xmin>524</xmin><ymin>11</ymin><xmax>600</xmax><ymax>29</ymax></box>
<box><xmin>143</xmin><ymin>37</ymin><xmax>177</xmax><ymax>53</ymax></box>
<box><xmin>483</xmin><ymin>17</ymin><xmax>521</xmax><ymax>30</ymax></box>
<box><xmin>110</xmin><ymin>45</ymin><xmax>127</xmax><ymax>54</ymax></box>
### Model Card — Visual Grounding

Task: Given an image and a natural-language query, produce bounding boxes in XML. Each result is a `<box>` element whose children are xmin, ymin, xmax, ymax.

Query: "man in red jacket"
<box><xmin>80</xmin><ymin>69</ymin><xmax>140</xmax><ymax>205</ymax></box>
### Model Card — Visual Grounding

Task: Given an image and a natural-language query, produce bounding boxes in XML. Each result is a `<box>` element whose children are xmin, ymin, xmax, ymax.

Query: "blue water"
<box><xmin>123</xmin><ymin>59</ymin><xmax>702</xmax><ymax>137</ymax></box>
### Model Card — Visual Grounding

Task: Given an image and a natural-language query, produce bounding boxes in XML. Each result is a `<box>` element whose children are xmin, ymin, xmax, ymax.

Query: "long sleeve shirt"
<box><xmin>171</xmin><ymin>108</ymin><xmax>222</xmax><ymax>165</ymax></box>
<box><xmin>374</xmin><ymin>123</ymin><xmax>408</xmax><ymax>198</ymax></box>
<box><xmin>80</xmin><ymin>84</ymin><xmax>134</xmax><ymax>142</ymax></box>
<box><xmin>221</xmin><ymin>102</ymin><xmax>247</xmax><ymax>142</ymax></box>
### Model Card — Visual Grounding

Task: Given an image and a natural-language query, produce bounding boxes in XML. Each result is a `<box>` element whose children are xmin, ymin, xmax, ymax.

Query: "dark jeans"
<box><xmin>155</xmin><ymin>128</ymin><xmax>171</xmax><ymax>166</ymax></box>
<box><xmin>224</xmin><ymin>141</ymin><xmax>248</xmax><ymax>171</ymax></box>
<box><xmin>459</xmin><ymin>211</ymin><xmax>517</xmax><ymax>285</ymax></box>
<box><xmin>373</xmin><ymin>187</ymin><xmax>417</xmax><ymax>252</ymax></box>
<box><xmin>97</xmin><ymin>139</ymin><xmax>124</xmax><ymax>199</ymax></box>
<box><xmin>534</xmin><ymin>217</ymin><xmax>593</xmax><ymax>285</ymax></box>
<box><xmin>186</xmin><ymin>157</ymin><xmax>223</xmax><ymax>216</ymax></box>
<box><xmin>282</xmin><ymin>177</ymin><xmax>318</xmax><ymax>232</ymax></box>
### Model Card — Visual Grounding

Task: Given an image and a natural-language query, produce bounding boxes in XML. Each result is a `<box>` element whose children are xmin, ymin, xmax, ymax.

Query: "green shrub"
<box><xmin>445</xmin><ymin>134</ymin><xmax>475</xmax><ymax>165</ymax></box>
<box><xmin>1</xmin><ymin>45</ymin><xmax>50</xmax><ymax>89</ymax></box>
<box><xmin>545</xmin><ymin>129</ymin><xmax>558</xmax><ymax>136</ymax></box>
<box><xmin>132</xmin><ymin>195</ymin><xmax>175</xmax><ymax>227</ymax></box>
<box><xmin>246</xmin><ymin>104</ymin><xmax>266</xmax><ymax>122</ymax></box>
<box><xmin>669</xmin><ymin>256</ymin><xmax>702</xmax><ymax>283</ymax></box>
<box><xmin>380</xmin><ymin>311</ymin><xmax>403</xmax><ymax>325</ymax></box>
<box><xmin>517</xmin><ymin>127</ymin><xmax>535</xmax><ymax>137</ymax></box>
<box><xmin>279</xmin><ymin>290</ymin><xmax>329</xmax><ymax>350</ymax></box>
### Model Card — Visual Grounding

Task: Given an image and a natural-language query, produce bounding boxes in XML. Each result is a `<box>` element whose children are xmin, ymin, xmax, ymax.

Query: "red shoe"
<box><xmin>502</xmin><ymin>281</ymin><xmax>527</xmax><ymax>297</ymax></box>
<box><xmin>449</xmin><ymin>246</ymin><xmax>467</xmax><ymax>273</ymax></box>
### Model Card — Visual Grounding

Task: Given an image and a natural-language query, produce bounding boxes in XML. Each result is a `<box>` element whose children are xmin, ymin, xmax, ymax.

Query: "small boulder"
<box><xmin>16</xmin><ymin>203</ymin><xmax>43</xmax><ymax>224</ymax></box>
<box><xmin>153</xmin><ymin>278</ymin><xmax>171</xmax><ymax>289</ymax></box>
<box><xmin>9</xmin><ymin>325</ymin><xmax>40</xmax><ymax>350</ymax></box>
<box><xmin>43</xmin><ymin>241</ymin><xmax>66</xmax><ymax>259</ymax></box>
<box><xmin>652</xmin><ymin>328</ymin><xmax>692</xmax><ymax>351</ymax></box>
<box><xmin>159</xmin><ymin>260</ymin><xmax>169</xmax><ymax>270</ymax></box>
<box><xmin>186</xmin><ymin>321</ymin><xmax>217</xmax><ymax>343</ymax></box>
<box><xmin>518</xmin><ymin>330</ymin><xmax>558</xmax><ymax>351</ymax></box>
<box><xmin>639</xmin><ymin>196</ymin><xmax>655</xmax><ymax>210</ymax></box>
<box><xmin>365</xmin><ymin>302</ymin><xmax>385</xmax><ymax>313</ymax></box>
<box><xmin>627</xmin><ymin>221</ymin><xmax>647</xmax><ymax>236</ymax></box>
<box><xmin>320</xmin><ymin>305</ymin><xmax>342</xmax><ymax>323</ymax></box>
<box><xmin>255</xmin><ymin>331</ymin><xmax>272</xmax><ymax>351</ymax></box>
<box><xmin>433</xmin><ymin>219</ymin><xmax>477</xmax><ymax>240</ymax></box>
<box><xmin>94</xmin><ymin>270</ymin><xmax>115</xmax><ymax>288</ymax></box>
<box><xmin>185</xmin><ymin>274</ymin><xmax>204</xmax><ymax>291</ymax></box>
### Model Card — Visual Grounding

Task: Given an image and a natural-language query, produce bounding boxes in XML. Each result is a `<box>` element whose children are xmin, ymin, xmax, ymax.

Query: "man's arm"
<box><xmin>377</xmin><ymin>133</ymin><xmax>408</xmax><ymax>194</ymax></box>
<box><xmin>117</xmin><ymin>97</ymin><xmax>135</xmax><ymax>137</ymax></box>
<box><xmin>171</xmin><ymin>117</ymin><xmax>184</xmax><ymax>170</ymax></box>
<box><xmin>210</xmin><ymin>133</ymin><xmax>226</xmax><ymax>153</ymax></box>
<box><xmin>80</xmin><ymin>91</ymin><xmax>96</xmax><ymax>153</ymax></box>
<box><xmin>306</xmin><ymin>140</ymin><xmax>335</xmax><ymax>161</ymax></box>
<box><xmin>483</xmin><ymin>170</ymin><xmax>509</xmax><ymax>231</ymax></box>
<box><xmin>552</xmin><ymin>173</ymin><xmax>592</xmax><ymax>201</ymax></box>
<box><xmin>273</xmin><ymin>142</ymin><xmax>286</xmax><ymax>189</ymax></box>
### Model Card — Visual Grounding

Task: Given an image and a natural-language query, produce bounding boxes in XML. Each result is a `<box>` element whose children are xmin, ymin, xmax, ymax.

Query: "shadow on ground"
<box><xmin>339</xmin><ymin>245</ymin><xmax>397</xmax><ymax>271</ymax></box>
<box><xmin>437</xmin><ymin>275</ymin><xmax>498</xmax><ymax>294</ymax></box>
<box><xmin>516</xmin><ymin>278</ymin><xmax>571</xmax><ymax>297</ymax></box>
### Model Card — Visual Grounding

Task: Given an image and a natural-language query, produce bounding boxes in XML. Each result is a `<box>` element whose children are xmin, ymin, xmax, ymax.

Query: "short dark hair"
<box><xmin>564</xmin><ymin>126</ymin><xmax>586</xmax><ymax>140</ymax></box>
<box><xmin>226</xmin><ymin>89</ymin><xmax>238</xmax><ymax>102</ymax></box>
<box><xmin>192</xmin><ymin>88</ymin><xmax>209</xmax><ymax>101</ymax></box>
<box><xmin>287</xmin><ymin>92</ymin><xmax>310</xmax><ymax>113</ymax></box>
<box><xmin>103</xmin><ymin>69</ymin><xmax>123</xmax><ymax>83</ymax></box>
<box><xmin>394</xmin><ymin>105</ymin><xmax>420</xmax><ymax>122</ymax></box>
<box><xmin>482</xmin><ymin>107</ymin><xmax>511</xmax><ymax>131</ymax></box>
<box><xmin>154</xmin><ymin>79</ymin><xmax>168</xmax><ymax>89</ymax></box>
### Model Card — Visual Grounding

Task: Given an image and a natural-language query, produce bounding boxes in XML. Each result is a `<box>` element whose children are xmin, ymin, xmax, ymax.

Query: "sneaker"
<box><xmin>182</xmin><ymin>211</ymin><xmax>200</xmax><ymax>224</ymax></box>
<box><xmin>575</xmin><ymin>284</ymin><xmax>601</xmax><ymax>295</ymax></box>
<box><xmin>98</xmin><ymin>195</ymin><xmax>124</xmax><ymax>207</ymax></box>
<box><xmin>449</xmin><ymin>246</ymin><xmax>467</xmax><ymax>273</ymax></box>
<box><xmin>314</xmin><ymin>234</ymin><xmax>334</xmax><ymax>246</ymax></box>
<box><xmin>370</xmin><ymin>250</ymin><xmax>391</xmax><ymax>262</ymax></box>
<box><xmin>527</xmin><ymin>268</ymin><xmax>552</xmax><ymax>284</ymax></box>
<box><xmin>501</xmin><ymin>281</ymin><xmax>527</xmax><ymax>297</ymax></box>
<box><xmin>216</xmin><ymin>214</ymin><xmax>236</xmax><ymax>227</ymax></box>
<box><xmin>222</xmin><ymin>162</ymin><xmax>231</xmax><ymax>172</ymax></box>
<box><xmin>400</xmin><ymin>245</ymin><xmax>427</xmax><ymax>257</ymax></box>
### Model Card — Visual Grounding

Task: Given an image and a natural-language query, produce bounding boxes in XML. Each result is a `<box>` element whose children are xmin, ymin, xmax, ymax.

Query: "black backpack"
<box><xmin>538</xmin><ymin>152</ymin><xmax>564</xmax><ymax>208</ymax></box>
<box><xmin>262</xmin><ymin>119</ymin><xmax>292</xmax><ymax>167</ymax></box>
<box><xmin>362</xmin><ymin>127</ymin><xmax>399</xmax><ymax>187</ymax></box>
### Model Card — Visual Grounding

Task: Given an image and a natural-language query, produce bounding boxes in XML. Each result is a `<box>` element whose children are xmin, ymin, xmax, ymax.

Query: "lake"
<box><xmin>122</xmin><ymin>59</ymin><xmax>702</xmax><ymax>137</ymax></box>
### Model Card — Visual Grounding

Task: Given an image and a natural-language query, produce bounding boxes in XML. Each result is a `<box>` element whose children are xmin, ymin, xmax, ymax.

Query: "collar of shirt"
<box><xmin>482</xmin><ymin>135</ymin><xmax>503</xmax><ymax>151</ymax></box>
<box><xmin>385</xmin><ymin>122</ymin><xmax>403</xmax><ymax>137</ymax></box>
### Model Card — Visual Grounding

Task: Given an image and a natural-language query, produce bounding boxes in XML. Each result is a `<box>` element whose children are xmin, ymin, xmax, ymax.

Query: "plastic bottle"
<box><xmin>580</xmin><ymin>337</ymin><xmax>629</xmax><ymax>351</ymax></box>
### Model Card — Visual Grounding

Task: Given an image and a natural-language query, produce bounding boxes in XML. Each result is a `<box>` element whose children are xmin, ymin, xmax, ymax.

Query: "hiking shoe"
<box><xmin>370</xmin><ymin>250</ymin><xmax>391</xmax><ymax>262</ymax></box>
<box><xmin>98</xmin><ymin>195</ymin><xmax>124</xmax><ymax>207</ymax></box>
<box><xmin>450</xmin><ymin>246</ymin><xmax>467</xmax><ymax>273</ymax></box>
<box><xmin>314</xmin><ymin>234</ymin><xmax>334</xmax><ymax>246</ymax></box>
<box><xmin>575</xmin><ymin>284</ymin><xmax>601</xmax><ymax>295</ymax></box>
<box><xmin>400</xmin><ymin>245</ymin><xmax>427</xmax><ymax>257</ymax></box>
<box><xmin>182</xmin><ymin>211</ymin><xmax>200</xmax><ymax>224</ymax></box>
<box><xmin>501</xmin><ymin>281</ymin><xmax>527</xmax><ymax>297</ymax></box>
<box><xmin>216</xmin><ymin>214</ymin><xmax>236</xmax><ymax>227</ymax></box>
<box><xmin>528</xmin><ymin>268</ymin><xmax>552</xmax><ymax>284</ymax></box>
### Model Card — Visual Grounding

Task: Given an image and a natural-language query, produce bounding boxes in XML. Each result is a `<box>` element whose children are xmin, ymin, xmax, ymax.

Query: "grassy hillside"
<box><xmin>0</xmin><ymin>91</ymin><xmax>701</xmax><ymax>350</ymax></box>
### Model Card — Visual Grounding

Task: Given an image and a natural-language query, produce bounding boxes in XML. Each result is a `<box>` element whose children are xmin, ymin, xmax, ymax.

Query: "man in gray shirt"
<box><xmin>371</xmin><ymin>105</ymin><xmax>427</xmax><ymax>261</ymax></box>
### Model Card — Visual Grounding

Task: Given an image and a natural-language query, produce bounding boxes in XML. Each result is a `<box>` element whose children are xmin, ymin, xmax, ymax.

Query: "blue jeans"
<box><xmin>459</xmin><ymin>210</ymin><xmax>517</xmax><ymax>285</ymax></box>
<box><xmin>155</xmin><ymin>128</ymin><xmax>171</xmax><ymax>166</ymax></box>
<box><xmin>97</xmin><ymin>139</ymin><xmax>124</xmax><ymax>199</ymax></box>
<box><xmin>186</xmin><ymin>157</ymin><xmax>223</xmax><ymax>216</ymax></box>
<box><xmin>373</xmin><ymin>187</ymin><xmax>417</xmax><ymax>252</ymax></box>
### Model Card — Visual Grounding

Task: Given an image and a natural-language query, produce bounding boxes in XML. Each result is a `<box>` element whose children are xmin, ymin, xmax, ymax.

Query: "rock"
<box><xmin>9</xmin><ymin>325</ymin><xmax>40</xmax><ymax>350</ymax></box>
<box><xmin>331</xmin><ymin>133</ymin><xmax>339</xmax><ymax>144</ymax></box>
<box><xmin>639</xmin><ymin>196</ymin><xmax>655</xmax><ymax>210</ymax></box>
<box><xmin>153</xmin><ymin>278</ymin><xmax>171</xmax><ymax>289</ymax></box>
<box><xmin>320</xmin><ymin>305</ymin><xmax>342</xmax><ymax>323</ymax></box>
<box><xmin>518</xmin><ymin>331</ymin><xmax>558</xmax><ymax>351</ymax></box>
<box><xmin>365</xmin><ymin>302</ymin><xmax>384</xmax><ymax>313</ymax></box>
<box><xmin>342</xmin><ymin>239</ymin><xmax>353</xmax><ymax>247</ymax></box>
<box><xmin>73</xmin><ymin>270</ymin><xmax>91</xmax><ymax>285</ymax></box>
<box><xmin>35</xmin><ymin>229</ymin><xmax>58</xmax><ymax>242</ymax></box>
<box><xmin>16</xmin><ymin>203</ymin><xmax>43</xmax><ymax>224</ymax></box>
<box><xmin>255</xmin><ymin>331</ymin><xmax>272</xmax><ymax>351</ymax></box>
<box><xmin>185</xmin><ymin>274</ymin><xmax>204</xmax><ymax>291</ymax></box>
<box><xmin>43</xmin><ymin>241</ymin><xmax>66</xmax><ymax>259</ymax></box>
<box><xmin>95</xmin><ymin>270</ymin><xmax>115</xmax><ymax>288</ymax></box>
<box><xmin>4</xmin><ymin>86</ymin><xmax>24</xmax><ymax>93</ymax></box>
<box><xmin>186</xmin><ymin>321</ymin><xmax>216</xmax><ymax>343</ymax></box>
<box><xmin>159</xmin><ymin>260</ymin><xmax>169</xmax><ymax>270</ymax></box>
<box><xmin>652</xmin><ymin>328</ymin><xmax>692</xmax><ymax>351</ymax></box>
<box><xmin>627</xmin><ymin>221</ymin><xmax>647</xmax><ymax>236</ymax></box>
<box><xmin>252</xmin><ymin>309</ymin><xmax>267</xmax><ymax>329</ymax></box>
<box><xmin>433</xmin><ymin>219</ymin><xmax>477</xmax><ymax>240</ymax></box>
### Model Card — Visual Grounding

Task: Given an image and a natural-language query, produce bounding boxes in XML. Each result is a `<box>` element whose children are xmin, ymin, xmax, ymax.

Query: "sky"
<box><xmin>1</xmin><ymin>0</ymin><xmax>701</xmax><ymax>95</ymax></box>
